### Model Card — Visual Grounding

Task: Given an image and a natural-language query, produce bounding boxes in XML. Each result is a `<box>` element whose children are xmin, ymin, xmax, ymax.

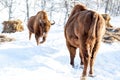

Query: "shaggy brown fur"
<box><xmin>101</xmin><ymin>14</ymin><xmax>113</xmax><ymax>28</ymax></box>
<box><xmin>27</xmin><ymin>10</ymin><xmax>55</xmax><ymax>45</ymax></box>
<box><xmin>64</xmin><ymin>4</ymin><xmax>105</xmax><ymax>78</ymax></box>
<box><xmin>27</xmin><ymin>16</ymin><xmax>36</xmax><ymax>37</ymax></box>
<box><xmin>2</xmin><ymin>20</ymin><xmax>24</xmax><ymax>33</ymax></box>
<box><xmin>68</xmin><ymin>4</ymin><xmax>87</xmax><ymax>19</ymax></box>
<box><xmin>2</xmin><ymin>21</ymin><xmax>16</xmax><ymax>33</ymax></box>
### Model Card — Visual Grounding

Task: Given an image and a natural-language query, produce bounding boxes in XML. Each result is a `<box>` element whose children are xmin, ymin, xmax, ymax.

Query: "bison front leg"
<box><xmin>35</xmin><ymin>34</ymin><xmax>40</xmax><ymax>45</ymax></box>
<box><xmin>66</xmin><ymin>41</ymin><xmax>76</xmax><ymax>67</ymax></box>
<box><xmin>40</xmin><ymin>33</ymin><xmax>47</xmax><ymax>44</ymax></box>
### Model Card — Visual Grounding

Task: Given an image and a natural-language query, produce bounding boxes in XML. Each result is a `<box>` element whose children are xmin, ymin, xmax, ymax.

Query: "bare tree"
<box><xmin>64</xmin><ymin>0</ymin><xmax>69</xmax><ymax>24</ymax></box>
<box><xmin>104</xmin><ymin>0</ymin><xmax>120</xmax><ymax>16</ymax></box>
<box><xmin>26</xmin><ymin>0</ymin><xmax>29</xmax><ymax>20</ymax></box>
<box><xmin>96</xmin><ymin>0</ymin><xmax>101</xmax><ymax>10</ymax></box>
<box><xmin>105</xmin><ymin>0</ymin><xmax>109</xmax><ymax>13</ymax></box>
<box><xmin>49</xmin><ymin>0</ymin><xmax>54</xmax><ymax>20</ymax></box>
<box><xmin>0</xmin><ymin>0</ymin><xmax>17</xmax><ymax>20</ymax></box>
<box><xmin>41</xmin><ymin>0</ymin><xmax>46</xmax><ymax>10</ymax></box>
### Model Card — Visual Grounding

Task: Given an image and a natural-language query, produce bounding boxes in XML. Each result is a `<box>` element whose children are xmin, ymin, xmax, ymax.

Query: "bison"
<box><xmin>27</xmin><ymin>10</ymin><xmax>55</xmax><ymax>45</ymax></box>
<box><xmin>101</xmin><ymin>13</ymin><xmax>113</xmax><ymax>28</ymax></box>
<box><xmin>2</xmin><ymin>21</ymin><xmax>16</xmax><ymax>33</ymax></box>
<box><xmin>64</xmin><ymin>4</ymin><xmax>105</xmax><ymax>79</ymax></box>
<box><xmin>2</xmin><ymin>19</ymin><xmax>24</xmax><ymax>33</ymax></box>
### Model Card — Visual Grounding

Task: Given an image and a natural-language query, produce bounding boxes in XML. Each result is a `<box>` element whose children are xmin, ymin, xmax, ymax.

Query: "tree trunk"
<box><xmin>105</xmin><ymin>0</ymin><xmax>109</xmax><ymax>13</ymax></box>
<box><xmin>50</xmin><ymin>0</ymin><xmax>54</xmax><ymax>20</ymax></box>
<box><xmin>26</xmin><ymin>0</ymin><xmax>29</xmax><ymax>20</ymax></box>
<box><xmin>41</xmin><ymin>0</ymin><xmax>46</xmax><ymax>10</ymax></box>
<box><xmin>64</xmin><ymin>0</ymin><xmax>69</xmax><ymax>25</ymax></box>
<box><xmin>8</xmin><ymin>0</ymin><xmax>13</xmax><ymax>20</ymax></box>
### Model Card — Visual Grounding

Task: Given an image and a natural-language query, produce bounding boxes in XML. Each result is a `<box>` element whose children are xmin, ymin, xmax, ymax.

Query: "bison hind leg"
<box><xmin>29</xmin><ymin>31</ymin><xmax>32</xmax><ymax>40</ymax></box>
<box><xmin>79</xmin><ymin>51</ymin><xmax>84</xmax><ymax>68</ymax></box>
<box><xmin>80</xmin><ymin>64</ymin><xmax>84</xmax><ymax>69</ymax></box>
<box><xmin>66</xmin><ymin>41</ymin><xmax>76</xmax><ymax>67</ymax></box>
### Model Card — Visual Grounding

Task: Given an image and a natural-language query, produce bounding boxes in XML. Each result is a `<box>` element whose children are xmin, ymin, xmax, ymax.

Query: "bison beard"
<box><xmin>27</xmin><ymin>10</ymin><xmax>55</xmax><ymax>45</ymax></box>
<box><xmin>64</xmin><ymin>4</ymin><xmax>105</xmax><ymax>79</ymax></box>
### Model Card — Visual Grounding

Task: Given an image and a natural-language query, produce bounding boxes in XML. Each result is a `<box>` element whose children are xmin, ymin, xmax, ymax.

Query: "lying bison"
<box><xmin>2</xmin><ymin>19</ymin><xmax>24</xmax><ymax>33</ymax></box>
<box><xmin>64</xmin><ymin>3</ymin><xmax>105</xmax><ymax>79</ymax></box>
<box><xmin>27</xmin><ymin>10</ymin><xmax>55</xmax><ymax>45</ymax></box>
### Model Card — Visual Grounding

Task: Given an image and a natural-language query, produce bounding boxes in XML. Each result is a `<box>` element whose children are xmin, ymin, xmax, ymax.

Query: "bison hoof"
<box><xmin>88</xmin><ymin>73</ymin><xmax>96</xmax><ymax>77</ymax></box>
<box><xmin>40</xmin><ymin>42</ymin><xmax>44</xmax><ymax>44</ymax></box>
<box><xmin>40</xmin><ymin>40</ymin><xmax>45</xmax><ymax>44</ymax></box>
<box><xmin>37</xmin><ymin>42</ymin><xmax>40</xmax><ymax>45</ymax></box>
<box><xmin>80</xmin><ymin>65</ymin><xmax>84</xmax><ymax>69</ymax></box>
<box><xmin>70</xmin><ymin>63</ymin><xmax>74</xmax><ymax>68</ymax></box>
<box><xmin>80</xmin><ymin>76</ymin><xmax>87</xmax><ymax>80</ymax></box>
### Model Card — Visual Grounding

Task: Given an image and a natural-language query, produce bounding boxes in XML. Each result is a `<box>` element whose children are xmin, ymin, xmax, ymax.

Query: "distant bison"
<box><xmin>2</xmin><ymin>19</ymin><xmax>24</xmax><ymax>33</ymax></box>
<box><xmin>101</xmin><ymin>13</ymin><xmax>113</xmax><ymax>28</ymax></box>
<box><xmin>27</xmin><ymin>10</ymin><xmax>55</xmax><ymax>45</ymax></box>
<box><xmin>64</xmin><ymin>4</ymin><xmax>105</xmax><ymax>79</ymax></box>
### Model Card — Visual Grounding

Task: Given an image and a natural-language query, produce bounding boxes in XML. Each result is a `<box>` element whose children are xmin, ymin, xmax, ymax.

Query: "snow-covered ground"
<box><xmin>0</xmin><ymin>13</ymin><xmax>120</xmax><ymax>80</ymax></box>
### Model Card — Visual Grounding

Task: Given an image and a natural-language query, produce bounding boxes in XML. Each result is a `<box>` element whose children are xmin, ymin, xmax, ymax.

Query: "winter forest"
<box><xmin>0</xmin><ymin>0</ymin><xmax>120</xmax><ymax>24</ymax></box>
<box><xmin>0</xmin><ymin>0</ymin><xmax>120</xmax><ymax>80</ymax></box>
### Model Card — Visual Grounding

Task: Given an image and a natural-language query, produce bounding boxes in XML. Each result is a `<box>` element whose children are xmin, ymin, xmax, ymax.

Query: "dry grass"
<box><xmin>102</xmin><ymin>27</ymin><xmax>120</xmax><ymax>43</ymax></box>
<box><xmin>0</xmin><ymin>34</ymin><xmax>15</xmax><ymax>44</ymax></box>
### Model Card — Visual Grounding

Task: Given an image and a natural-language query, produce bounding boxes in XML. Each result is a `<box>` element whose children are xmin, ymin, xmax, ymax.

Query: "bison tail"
<box><xmin>86</xmin><ymin>12</ymin><xmax>98</xmax><ymax>46</ymax></box>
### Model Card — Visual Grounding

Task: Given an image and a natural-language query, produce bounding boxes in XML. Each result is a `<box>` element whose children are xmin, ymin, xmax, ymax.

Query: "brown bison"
<box><xmin>101</xmin><ymin>13</ymin><xmax>113</xmax><ymax>28</ymax></box>
<box><xmin>2</xmin><ymin>21</ymin><xmax>16</xmax><ymax>33</ymax></box>
<box><xmin>2</xmin><ymin>19</ymin><xmax>24</xmax><ymax>33</ymax></box>
<box><xmin>27</xmin><ymin>10</ymin><xmax>55</xmax><ymax>45</ymax></box>
<box><xmin>64</xmin><ymin>4</ymin><xmax>105</xmax><ymax>79</ymax></box>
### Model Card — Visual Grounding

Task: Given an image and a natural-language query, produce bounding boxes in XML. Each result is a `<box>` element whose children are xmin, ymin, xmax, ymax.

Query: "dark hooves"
<box><xmin>88</xmin><ymin>74</ymin><xmax>96</xmax><ymax>77</ymax></box>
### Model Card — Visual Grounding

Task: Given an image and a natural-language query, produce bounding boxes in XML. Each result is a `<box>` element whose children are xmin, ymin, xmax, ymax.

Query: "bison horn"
<box><xmin>51</xmin><ymin>20</ymin><xmax>55</xmax><ymax>25</ymax></box>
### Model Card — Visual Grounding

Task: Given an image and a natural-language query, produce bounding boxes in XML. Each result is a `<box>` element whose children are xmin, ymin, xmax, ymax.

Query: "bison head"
<box><xmin>101</xmin><ymin>14</ymin><xmax>113</xmax><ymax>28</ymax></box>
